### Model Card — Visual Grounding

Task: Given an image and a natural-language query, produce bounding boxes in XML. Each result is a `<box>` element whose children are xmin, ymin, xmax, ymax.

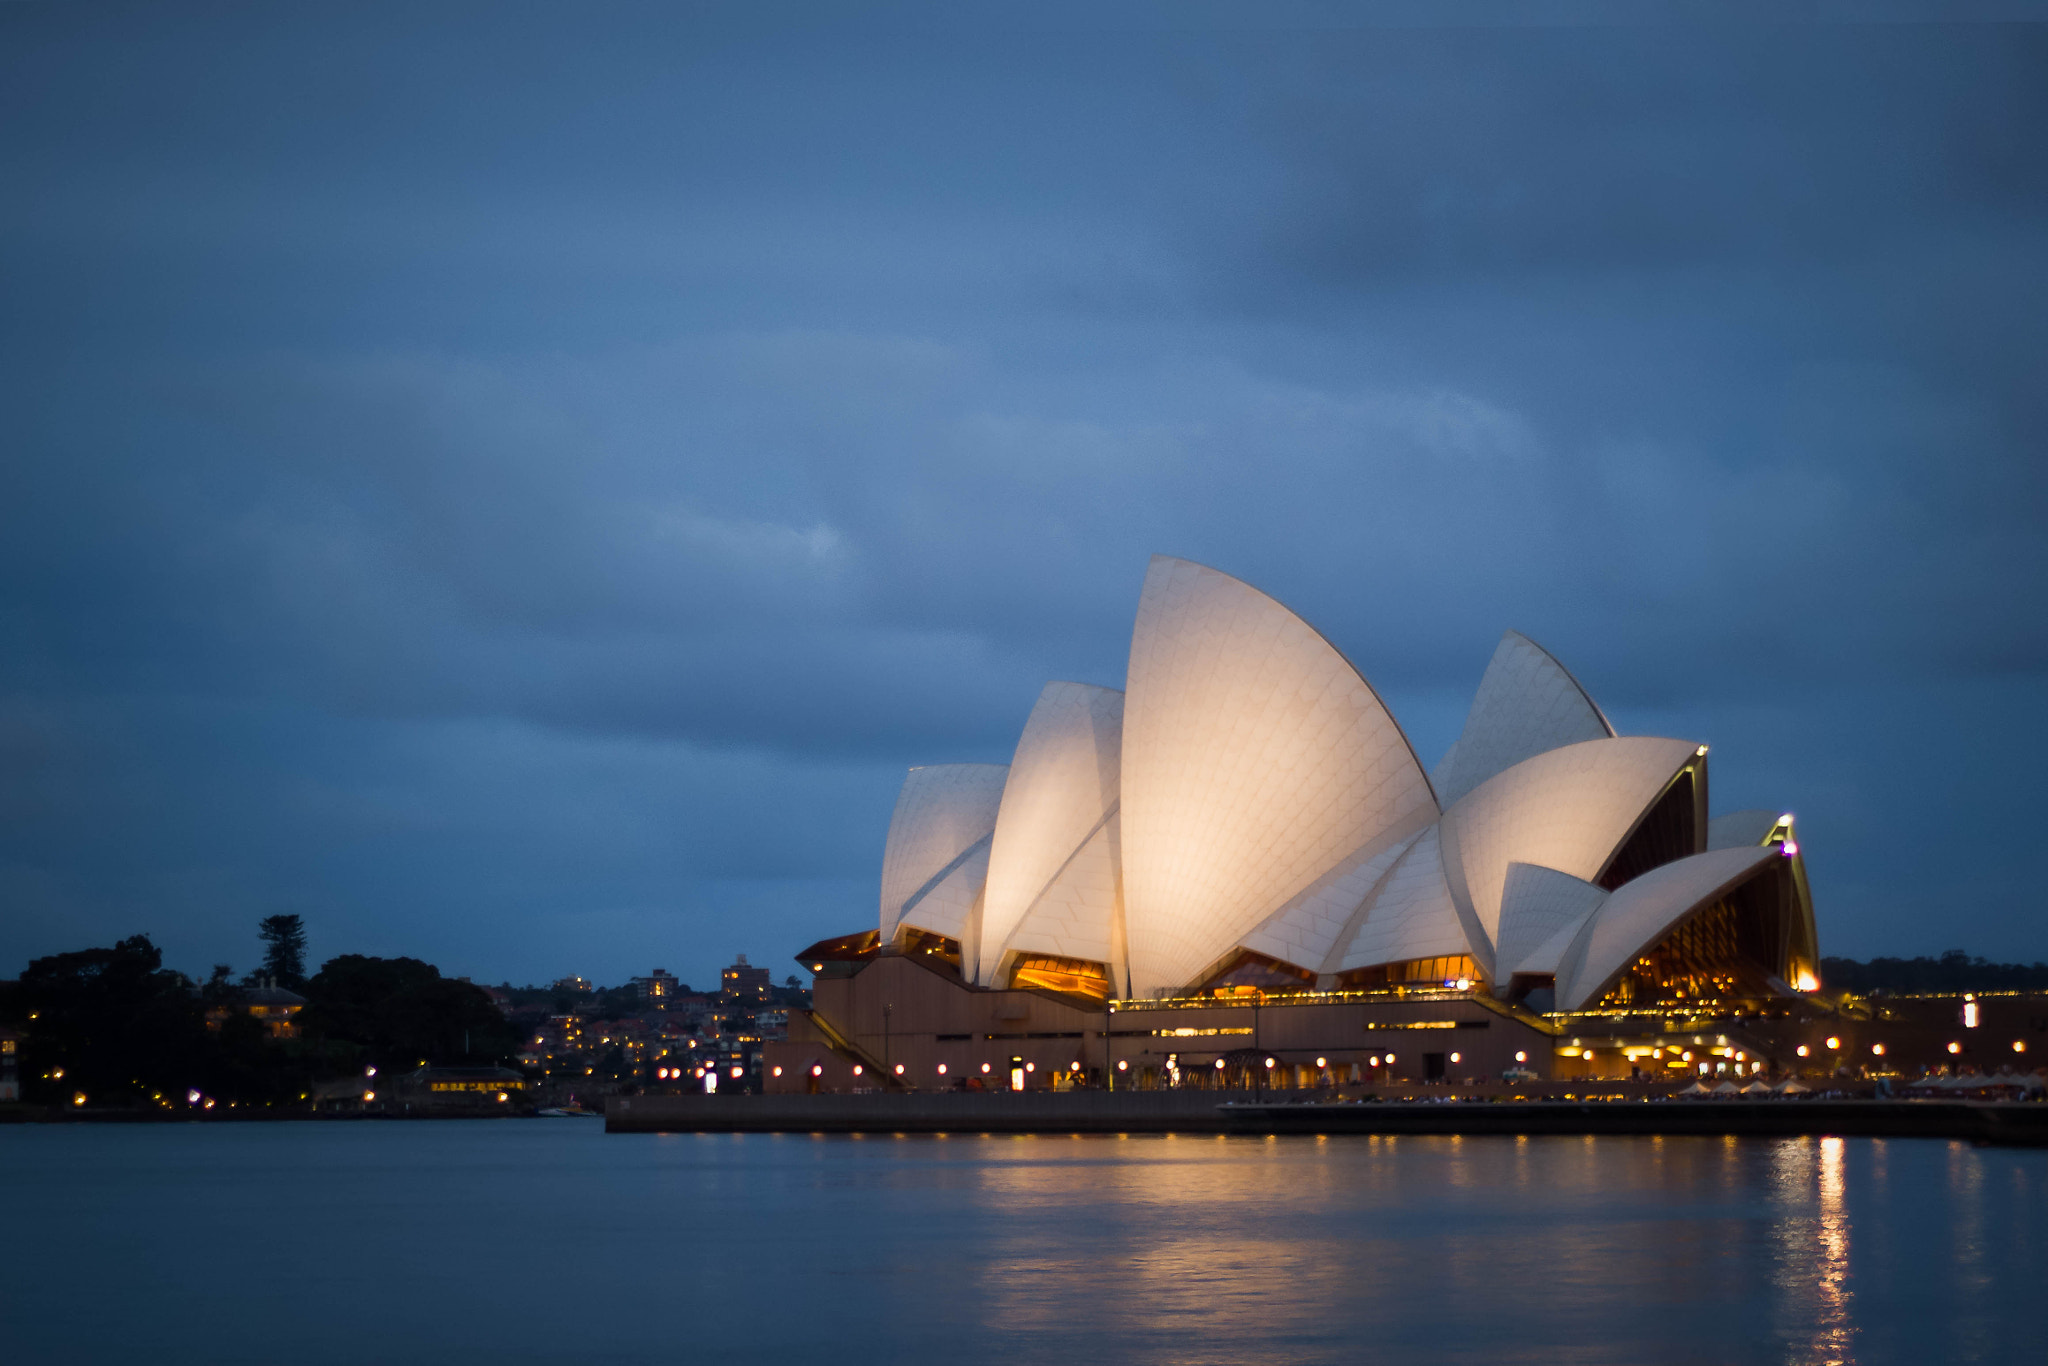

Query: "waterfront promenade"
<box><xmin>606</xmin><ymin>1091</ymin><xmax>2048</xmax><ymax>1145</ymax></box>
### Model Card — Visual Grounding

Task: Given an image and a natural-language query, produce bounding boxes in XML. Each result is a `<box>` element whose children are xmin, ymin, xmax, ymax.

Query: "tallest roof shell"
<box><xmin>1118</xmin><ymin>556</ymin><xmax>1438</xmax><ymax>997</ymax></box>
<box><xmin>1430</xmin><ymin>630</ymin><xmax>1615</xmax><ymax>809</ymax></box>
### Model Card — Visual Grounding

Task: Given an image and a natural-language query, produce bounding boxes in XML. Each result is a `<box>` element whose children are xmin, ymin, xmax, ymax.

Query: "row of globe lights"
<box><xmin>696</xmin><ymin>1041</ymin><xmax>2034</xmax><ymax>1087</ymax></box>
<box><xmin>654</xmin><ymin>1065</ymin><xmax>746</xmax><ymax>1080</ymax></box>
<box><xmin>68</xmin><ymin>1087</ymin><xmax>222</xmax><ymax>1109</ymax></box>
<box><xmin>760</xmin><ymin>1055</ymin><xmax>1413</xmax><ymax>1082</ymax></box>
<box><xmin>1795</xmin><ymin>1037</ymin><xmax>2026</xmax><ymax>1059</ymax></box>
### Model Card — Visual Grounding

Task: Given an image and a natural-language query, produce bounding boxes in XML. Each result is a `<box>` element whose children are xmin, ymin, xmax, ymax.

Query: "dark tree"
<box><xmin>300</xmin><ymin>955</ymin><xmax>519</xmax><ymax>1069</ymax></box>
<box><xmin>203</xmin><ymin>964</ymin><xmax>240</xmax><ymax>1005</ymax></box>
<box><xmin>1820</xmin><ymin>951</ymin><xmax>2048</xmax><ymax>995</ymax></box>
<box><xmin>256</xmin><ymin>915</ymin><xmax>307</xmax><ymax>988</ymax></box>
<box><xmin>6</xmin><ymin>937</ymin><xmax>324</xmax><ymax>1108</ymax></box>
<box><xmin>10</xmin><ymin>937</ymin><xmax>203</xmax><ymax>1104</ymax></box>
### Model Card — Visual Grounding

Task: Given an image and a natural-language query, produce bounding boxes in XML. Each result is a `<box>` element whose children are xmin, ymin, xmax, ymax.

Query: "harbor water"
<box><xmin>2</xmin><ymin>1121</ymin><xmax>2042</xmax><ymax>1364</ymax></box>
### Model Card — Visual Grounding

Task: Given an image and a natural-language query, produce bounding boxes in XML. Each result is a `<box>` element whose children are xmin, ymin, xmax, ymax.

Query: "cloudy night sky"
<box><xmin>2</xmin><ymin>3</ymin><xmax>2044</xmax><ymax>990</ymax></box>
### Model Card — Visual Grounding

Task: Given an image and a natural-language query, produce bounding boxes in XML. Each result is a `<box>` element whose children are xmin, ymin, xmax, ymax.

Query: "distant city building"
<box><xmin>411</xmin><ymin>1065</ymin><xmax>527</xmax><ymax>1101</ymax></box>
<box><xmin>206</xmin><ymin>981</ymin><xmax>307</xmax><ymax>1039</ymax></box>
<box><xmin>312</xmin><ymin>1067</ymin><xmax>529</xmax><ymax>1115</ymax></box>
<box><xmin>0</xmin><ymin>1025</ymin><xmax>19</xmax><ymax>1102</ymax></box>
<box><xmin>242</xmin><ymin>984</ymin><xmax>307</xmax><ymax>1039</ymax></box>
<box><xmin>722</xmin><ymin>955</ymin><xmax>771</xmax><ymax>1002</ymax></box>
<box><xmin>552</xmin><ymin>975</ymin><xmax>594</xmax><ymax>993</ymax></box>
<box><xmin>632</xmin><ymin>968</ymin><xmax>682</xmax><ymax>1003</ymax></box>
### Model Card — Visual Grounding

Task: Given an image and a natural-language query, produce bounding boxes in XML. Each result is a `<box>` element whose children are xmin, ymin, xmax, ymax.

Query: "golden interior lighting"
<box><xmin>1009</xmin><ymin>954</ymin><xmax>1112</xmax><ymax>1002</ymax></box>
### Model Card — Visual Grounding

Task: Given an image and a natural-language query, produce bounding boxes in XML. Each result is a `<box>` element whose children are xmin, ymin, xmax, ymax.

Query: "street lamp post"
<box><xmin>1106</xmin><ymin>1003</ymin><xmax>1116</xmax><ymax>1090</ymax></box>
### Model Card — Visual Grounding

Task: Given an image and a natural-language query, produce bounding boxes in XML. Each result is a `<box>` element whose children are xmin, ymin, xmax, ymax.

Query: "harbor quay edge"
<box><xmin>605</xmin><ymin>1092</ymin><xmax>2048</xmax><ymax>1145</ymax></box>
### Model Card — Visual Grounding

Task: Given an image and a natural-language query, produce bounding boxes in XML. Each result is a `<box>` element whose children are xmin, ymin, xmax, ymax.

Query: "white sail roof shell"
<box><xmin>1709</xmin><ymin>809</ymin><xmax>1786</xmax><ymax>850</ymax></box>
<box><xmin>1438</xmin><ymin>735</ymin><xmax>1701</xmax><ymax>978</ymax></box>
<box><xmin>1430</xmin><ymin>631</ymin><xmax>1614</xmax><ymax>808</ymax></box>
<box><xmin>896</xmin><ymin>840</ymin><xmax>995</xmax><ymax>946</ymax></box>
<box><xmin>1119</xmin><ymin>557</ymin><xmax>1439</xmax><ymax>997</ymax></box>
<box><xmin>1336</xmin><ymin>822</ymin><xmax>1473</xmax><ymax>972</ymax></box>
<box><xmin>976</xmin><ymin>682</ymin><xmax>1126</xmax><ymax>984</ymax></box>
<box><xmin>1555</xmin><ymin>844</ymin><xmax>1782</xmax><ymax>1011</ymax></box>
<box><xmin>878</xmin><ymin>763</ymin><xmax>1009</xmax><ymax>945</ymax></box>
<box><xmin>994</xmin><ymin>812</ymin><xmax>1123</xmax><ymax>977</ymax></box>
<box><xmin>1237</xmin><ymin>816</ymin><xmax>1432</xmax><ymax>975</ymax></box>
<box><xmin>1493</xmin><ymin>862</ymin><xmax>1609</xmax><ymax>981</ymax></box>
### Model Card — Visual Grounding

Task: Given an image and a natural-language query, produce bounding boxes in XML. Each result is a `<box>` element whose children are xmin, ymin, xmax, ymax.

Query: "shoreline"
<box><xmin>603</xmin><ymin>1092</ymin><xmax>2048</xmax><ymax>1146</ymax></box>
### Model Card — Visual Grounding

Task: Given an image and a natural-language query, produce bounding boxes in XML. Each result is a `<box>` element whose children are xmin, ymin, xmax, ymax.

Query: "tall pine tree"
<box><xmin>256</xmin><ymin>914</ymin><xmax>307</xmax><ymax>989</ymax></box>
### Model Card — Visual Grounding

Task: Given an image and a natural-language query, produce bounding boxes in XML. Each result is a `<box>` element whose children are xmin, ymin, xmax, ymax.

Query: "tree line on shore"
<box><xmin>1819</xmin><ymin>951</ymin><xmax>2048</xmax><ymax>996</ymax></box>
<box><xmin>0</xmin><ymin>918</ymin><xmax>519</xmax><ymax>1110</ymax></box>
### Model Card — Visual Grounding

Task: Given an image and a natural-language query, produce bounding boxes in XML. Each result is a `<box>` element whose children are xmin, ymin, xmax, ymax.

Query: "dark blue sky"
<box><xmin>4</xmin><ymin>3</ymin><xmax>2045</xmax><ymax>988</ymax></box>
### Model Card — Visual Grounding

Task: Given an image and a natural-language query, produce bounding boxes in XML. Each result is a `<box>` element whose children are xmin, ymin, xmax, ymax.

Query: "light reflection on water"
<box><xmin>1</xmin><ymin>1124</ymin><xmax>2043</xmax><ymax>1365</ymax></box>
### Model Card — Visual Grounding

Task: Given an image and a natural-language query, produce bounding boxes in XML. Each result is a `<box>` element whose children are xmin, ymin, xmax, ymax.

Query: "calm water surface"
<box><xmin>2</xmin><ymin>1122</ymin><xmax>2043</xmax><ymax>1364</ymax></box>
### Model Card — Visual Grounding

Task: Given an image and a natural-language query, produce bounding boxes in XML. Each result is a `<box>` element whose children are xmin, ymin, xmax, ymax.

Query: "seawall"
<box><xmin>605</xmin><ymin>1092</ymin><xmax>2048</xmax><ymax>1145</ymax></box>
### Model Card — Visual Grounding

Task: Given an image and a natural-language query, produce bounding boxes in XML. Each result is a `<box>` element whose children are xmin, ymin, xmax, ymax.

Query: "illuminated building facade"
<box><xmin>632</xmin><ymin>968</ymin><xmax>681</xmax><ymax>1004</ymax></box>
<box><xmin>771</xmin><ymin>556</ymin><xmax>1825</xmax><ymax>1091</ymax></box>
<box><xmin>204</xmin><ymin>982</ymin><xmax>307</xmax><ymax>1039</ymax></box>
<box><xmin>721</xmin><ymin>955</ymin><xmax>773</xmax><ymax>1003</ymax></box>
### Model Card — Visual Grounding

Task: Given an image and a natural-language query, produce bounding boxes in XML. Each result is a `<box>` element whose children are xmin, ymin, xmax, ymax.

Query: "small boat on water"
<box><xmin>535</xmin><ymin>1105</ymin><xmax>600</xmax><ymax>1118</ymax></box>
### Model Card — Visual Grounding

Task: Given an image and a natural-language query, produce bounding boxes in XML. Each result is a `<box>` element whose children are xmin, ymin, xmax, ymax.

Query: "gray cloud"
<box><xmin>3</xmin><ymin>5</ymin><xmax>2044</xmax><ymax>984</ymax></box>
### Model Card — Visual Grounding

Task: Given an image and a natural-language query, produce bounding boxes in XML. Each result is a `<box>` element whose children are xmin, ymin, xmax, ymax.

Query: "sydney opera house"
<box><xmin>769</xmin><ymin>556</ymin><xmax>1821</xmax><ymax>1093</ymax></box>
